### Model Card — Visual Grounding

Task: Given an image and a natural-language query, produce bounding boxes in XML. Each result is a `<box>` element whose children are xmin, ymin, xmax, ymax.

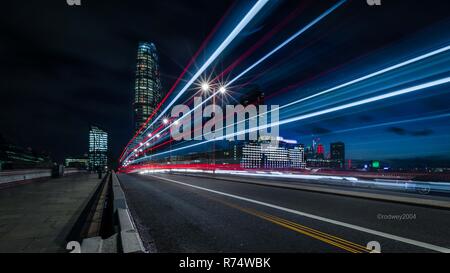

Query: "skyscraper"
<box><xmin>88</xmin><ymin>126</ymin><xmax>108</xmax><ymax>170</ymax></box>
<box><xmin>133</xmin><ymin>42</ymin><xmax>162</xmax><ymax>133</ymax></box>
<box><xmin>330</xmin><ymin>141</ymin><xmax>345</xmax><ymax>169</ymax></box>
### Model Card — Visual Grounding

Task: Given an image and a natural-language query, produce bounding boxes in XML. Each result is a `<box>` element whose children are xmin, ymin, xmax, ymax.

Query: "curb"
<box><xmin>112</xmin><ymin>171</ymin><xmax>145</xmax><ymax>253</ymax></box>
<box><xmin>79</xmin><ymin>171</ymin><xmax>145</xmax><ymax>253</ymax></box>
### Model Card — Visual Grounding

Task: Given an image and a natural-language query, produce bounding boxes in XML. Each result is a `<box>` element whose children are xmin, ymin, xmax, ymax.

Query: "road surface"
<box><xmin>118</xmin><ymin>173</ymin><xmax>450</xmax><ymax>253</ymax></box>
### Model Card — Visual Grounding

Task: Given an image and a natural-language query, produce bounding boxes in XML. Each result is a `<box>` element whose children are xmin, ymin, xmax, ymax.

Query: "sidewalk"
<box><xmin>0</xmin><ymin>173</ymin><xmax>101</xmax><ymax>253</ymax></box>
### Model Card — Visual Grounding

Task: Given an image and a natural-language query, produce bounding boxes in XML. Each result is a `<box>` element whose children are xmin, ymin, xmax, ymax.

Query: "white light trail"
<box><xmin>227</xmin><ymin>0</ymin><xmax>347</xmax><ymax>86</ymax></box>
<box><xmin>201</xmin><ymin>44</ymin><xmax>450</xmax><ymax>140</ymax></box>
<box><xmin>143</xmin><ymin>0</ymin><xmax>270</xmax><ymax>132</ymax></box>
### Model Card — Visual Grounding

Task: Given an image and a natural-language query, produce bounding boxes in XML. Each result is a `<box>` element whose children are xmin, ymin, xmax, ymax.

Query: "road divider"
<box><xmin>79</xmin><ymin>171</ymin><xmax>145</xmax><ymax>253</ymax></box>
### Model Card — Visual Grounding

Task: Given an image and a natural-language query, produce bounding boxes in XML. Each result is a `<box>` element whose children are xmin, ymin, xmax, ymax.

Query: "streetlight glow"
<box><xmin>201</xmin><ymin>82</ymin><xmax>210</xmax><ymax>92</ymax></box>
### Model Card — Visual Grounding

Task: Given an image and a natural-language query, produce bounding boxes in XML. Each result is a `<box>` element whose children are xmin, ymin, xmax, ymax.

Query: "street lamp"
<box><xmin>219</xmin><ymin>86</ymin><xmax>226</xmax><ymax>94</ymax></box>
<box><xmin>163</xmin><ymin>118</ymin><xmax>169</xmax><ymax>124</ymax></box>
<box><xmin>201</xmin><ymin>82</ymin><xmax>210</xmax><ymax>92</ymax></box>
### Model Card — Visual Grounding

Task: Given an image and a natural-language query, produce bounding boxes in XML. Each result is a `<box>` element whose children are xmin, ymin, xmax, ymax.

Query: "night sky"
<box><xmin>1</xmin><ymin>0</ymin><xmax>450</xmax><ymax>167</ymax></box>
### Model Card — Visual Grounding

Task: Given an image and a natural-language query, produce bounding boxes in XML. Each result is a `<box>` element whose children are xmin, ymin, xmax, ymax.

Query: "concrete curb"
<box><xmin>81</xmin><ymin>236</ymin><xmax>103</xmax><ymax>253</ymax></box>
<box><xmin>78</xmin><ymin>172</ymin><xmax>145</xmax><ymax>253</ymax></box>
<box><xmin>81</xmin><ymin>234</ymin><xmax>118</xmax><ymax>253</ymax></box>
<box><xmin>177</xmin><ymin>173</ymin><xmax>450</xmax><ymax>210</ymax></box>
<box><xmin>112</xmin><ymin>171</ymin><xmax>145</xmax><ymax>253</ymax></box>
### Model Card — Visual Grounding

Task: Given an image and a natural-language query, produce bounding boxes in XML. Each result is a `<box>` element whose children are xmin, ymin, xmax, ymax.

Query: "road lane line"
<box><xmin>204</xmin><ymin>193</ymin><xmax>367</xmax><ymax>253</ymax></box>
<box><xmin>149</xmin><ymin>174</ymin><xmax>450</xmax><ymax>253</ymax></box>
<box><xmin>254</xmin><ymin>212</ymin><xmax>361</xmax><ymax>253</ymax></box>
<box><xmin>250</xmin><ymin>209</ymin><xmax>371</xmax><ymax>253</ymax></box>
<box><xmin>227</xmin><ymin>202</ymin><xmax>368</xmax><ymax>253</ymax></box>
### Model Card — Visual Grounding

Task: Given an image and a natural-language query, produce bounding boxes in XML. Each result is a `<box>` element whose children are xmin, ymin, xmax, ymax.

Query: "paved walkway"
<box><xmin>0</xmin><ymin>173</ymin><xmax>101</xmax><ymax>253</ymax></box>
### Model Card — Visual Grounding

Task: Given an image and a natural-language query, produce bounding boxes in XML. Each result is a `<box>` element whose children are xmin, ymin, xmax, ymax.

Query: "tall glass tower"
<box><xmin>133</xmin><ymin>42</ymin><xmax>162</xmax><ymax>134</ymax></box>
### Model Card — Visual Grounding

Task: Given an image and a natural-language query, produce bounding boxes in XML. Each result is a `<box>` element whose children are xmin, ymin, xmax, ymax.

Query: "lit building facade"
<box><xmin>65</xmin><ymin>156</ymin><xmax>89</xmax><ymax>169</ymax></box>
<box><xmin>88</xmin><ymin>126</ymin><xmax>108</xmax><ymax>170</ymax></box>
<box><xmin>241</xmin><ymin>137</ymin><xmax>305</xmax><ymax>169</ymax></box>
<box><xmin>133</xmin><ymin>42</ymin><xmax>162</xmax><ymax>133</ymax></box>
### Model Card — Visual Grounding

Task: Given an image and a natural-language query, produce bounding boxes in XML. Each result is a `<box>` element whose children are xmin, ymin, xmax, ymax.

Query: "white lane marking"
<box><xmin>148</xmin><ymin>174</ymin><xmax>450</xmax><ymax>253</ymax></box>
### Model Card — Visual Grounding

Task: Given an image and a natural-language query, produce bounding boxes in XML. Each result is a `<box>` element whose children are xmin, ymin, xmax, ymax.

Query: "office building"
<box><xmin>241</xmin><ymin>136</ymin><xmax>305</xmax><ymax>169</ymax></box>
<box><xmin>88</xmin><ymin>126</ymin><xmax>108</xmax><ymax>170</ymax></box>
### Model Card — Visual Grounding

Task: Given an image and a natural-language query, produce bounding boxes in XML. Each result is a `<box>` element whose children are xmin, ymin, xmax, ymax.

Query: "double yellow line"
<box><xmin>215</xmin><ymin>198</ymin><xmax>370</xmax><ymax>253</ymax></box>
<box><xmin>246</xmin><ymin>208</ymin><xmax>370</xmax><ymax>253</ymax></box>
<box><xmin>192</xmin><ymin>188</ymin><xmax>370</xmax><ymax>253</ymax></box>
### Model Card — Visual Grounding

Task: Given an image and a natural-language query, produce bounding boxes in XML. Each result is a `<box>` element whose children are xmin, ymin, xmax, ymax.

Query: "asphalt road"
<box><xmin>118</xmin><ymin>173</ymin><xmax>450</xmax><ymax>253</ymax></box>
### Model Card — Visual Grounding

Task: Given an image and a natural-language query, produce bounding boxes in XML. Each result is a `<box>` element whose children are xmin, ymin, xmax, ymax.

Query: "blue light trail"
<box><xmin>124</xmin><ymin>0</ymin><xmax>348</xmax><ymax>162</ymax></box>
<box><xmin>143</xmin><ymin>0</ymin><xmax>270</xmax><ymax>133</ymax></box>
<box><xmin>129</xmin><ymin>77</ymin><xmax>450</xmax><ymax>164</ymax></box>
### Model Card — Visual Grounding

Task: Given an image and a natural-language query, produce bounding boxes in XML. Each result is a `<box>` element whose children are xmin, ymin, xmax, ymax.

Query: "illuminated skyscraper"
<box><xmin>133</xmin><ymin>42</ymin><xmax>162</xmax><ymax>133</ymax></box>
<box><xmin>88</xmin><ymin>126</ymin><xmax>108</xmax><ymax>170</ymax></box>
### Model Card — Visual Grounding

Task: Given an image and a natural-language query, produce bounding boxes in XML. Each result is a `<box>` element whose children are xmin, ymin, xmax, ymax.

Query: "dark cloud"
<box><xmin>387</xmin><ymin>127</ymin><xmax>407</xmax><ymax>135</ymax></box>
<box><xmin>387</xmin><ymin>127</ymin><xmax>434</xmax><ymax>137</ymax></box>
<box><xmin>311</xmin><ymin>127</ymin><xmax>332</xmax><ymax>135</ymax></box>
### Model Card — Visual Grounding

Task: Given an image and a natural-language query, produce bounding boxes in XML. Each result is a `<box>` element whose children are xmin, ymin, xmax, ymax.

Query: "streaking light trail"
<box><xmin>200</xmin><ymin>44</ymin><xmax>450</xmax><ymax>140</ymax></box>
<box><xmin>130</xmin><ymin>77</ymin><xmax>450</xmax><ymax>163</ymax></box>
<box><xmin>143</xmin><ymin>0</ymin><xmax>270</xmax><ymax>133</ymax></box>
<box><xmin>125</xmin><ymin>0</ymin><xmax>348</xmax><ymax>162</ymax></box>
<box><xmin>226</xmin><ymin>0</ymin><xmax>347</xmax><ymax>86</ymax></box>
